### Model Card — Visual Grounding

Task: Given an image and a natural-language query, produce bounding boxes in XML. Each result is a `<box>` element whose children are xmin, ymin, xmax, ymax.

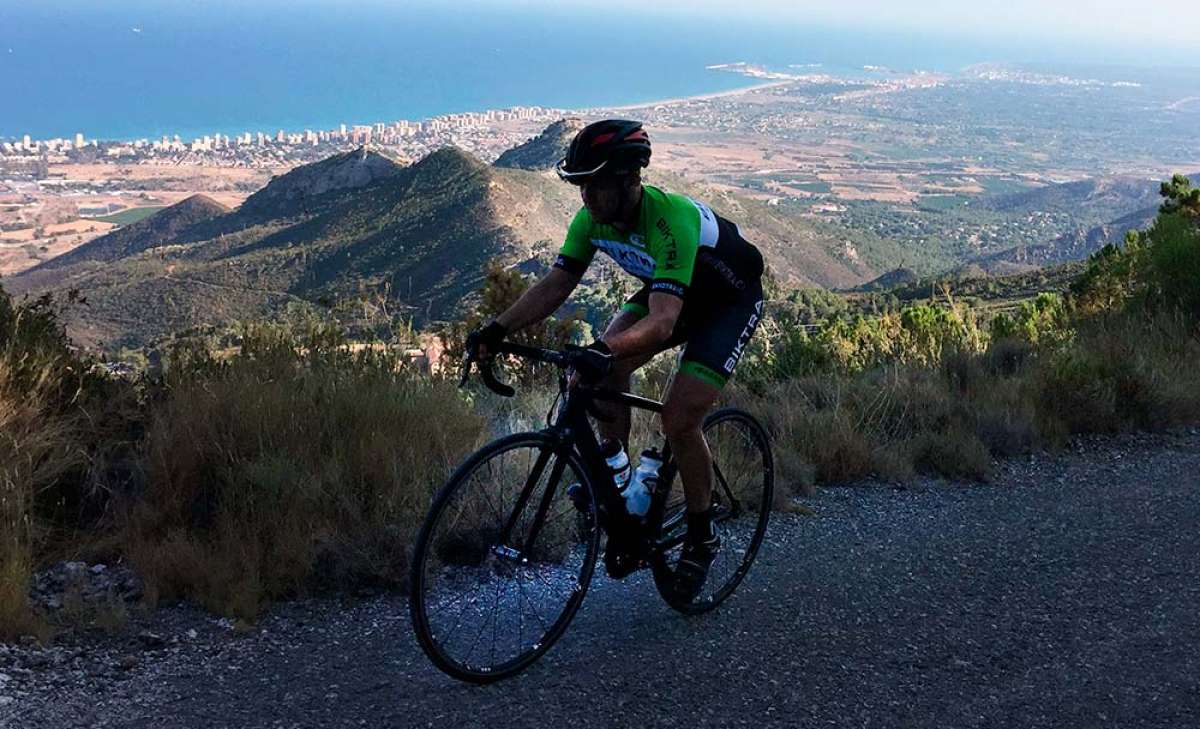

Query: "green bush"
<box><xmin>1072</xmin><ymin>176</ymin><xmax>1200</xmax><ymax>318</ymax></box>
<box><xmin>990</xmin><ymin>292</ymin><xmax>1072</xmax><ymax>346</ymax></box>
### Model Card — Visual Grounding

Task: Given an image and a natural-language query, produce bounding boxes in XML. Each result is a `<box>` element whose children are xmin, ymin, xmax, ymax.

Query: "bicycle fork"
<box><xmin>493</xmin><ymin>446</ymin><xmax>569</xmax><ymax>565</ymax></box>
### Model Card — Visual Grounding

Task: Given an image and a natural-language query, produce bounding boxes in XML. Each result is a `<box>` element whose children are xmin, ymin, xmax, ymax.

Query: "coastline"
<box><xmin>587</xmin><ymin>80</ymin><xmax>794</xmax><ymax>112</ymax></box>
<box><xmin>9</xmin><ymin>78</ymin><xmax>793</xmax><ymax>145</ymax></box>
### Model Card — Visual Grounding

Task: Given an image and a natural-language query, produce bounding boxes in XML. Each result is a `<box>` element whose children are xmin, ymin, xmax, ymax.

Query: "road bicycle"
<box><xmin>409</xmin><ymin>341</ymin><xmax>774</xmax><ymax>683</ymax></box>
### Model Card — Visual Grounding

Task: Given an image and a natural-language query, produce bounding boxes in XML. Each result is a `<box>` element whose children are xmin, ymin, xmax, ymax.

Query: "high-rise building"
<box><xmin>74</xmin><ymin>132</ymin><xmax>85</xmax><ymax>148</ymax></box>
<box><xmin>22</xmin><ymin>134</ymin><xmax>32</xmax><ymax>150</ymax></box>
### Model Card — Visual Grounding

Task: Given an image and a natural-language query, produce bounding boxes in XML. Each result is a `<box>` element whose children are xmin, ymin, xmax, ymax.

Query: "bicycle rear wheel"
<box><xmin>409</xmin><ymin>432</ymin><xmax>599</xmax><ymax>683</ymax></box>
<box><xmin>652</xmin><ymin>408</ymin><xmax>774</xmax><ymax>615</ymax></box>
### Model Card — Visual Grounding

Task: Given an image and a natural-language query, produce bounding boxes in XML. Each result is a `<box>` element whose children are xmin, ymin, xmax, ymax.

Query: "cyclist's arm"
<box><xmin>495</xmin><ymin>267</ymin><xmax>582</xmax><ymax>333</ymax></box>
<box><xmin>495</xmin><ymin>208</ymin><xmax>594</xmax><ymax>333</ymax></box>
<box><xmin>604</xmin><ymin>292</ymin><xmax>681</xmax><ymax>358</ymax></box>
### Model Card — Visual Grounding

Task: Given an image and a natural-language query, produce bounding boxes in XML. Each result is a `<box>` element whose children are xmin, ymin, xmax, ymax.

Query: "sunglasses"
<box><xmin>556</xmin><ymin>159</ymin><xmax>635</xmax><ymax>192</ymax></box>
<box><xmin>554</xmin><ymin>158</ymin><xmax>607</xmax><ymax>185</ymax></box>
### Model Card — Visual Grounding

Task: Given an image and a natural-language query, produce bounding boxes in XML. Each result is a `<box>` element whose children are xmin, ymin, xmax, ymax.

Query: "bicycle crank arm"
<box><xmin>492</xmin><ymin>544</ymin><xmax>527</xmax><ymax>563</ymax></box>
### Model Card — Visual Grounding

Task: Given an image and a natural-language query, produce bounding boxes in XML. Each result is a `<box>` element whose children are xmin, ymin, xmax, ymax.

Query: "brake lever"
<box><xmin>480</xmin><ymin>359</ymin><xmax>516</xmax><ymax>398</ymax></box>
<box><xmin>458</xmin><ymin>353</ymin><xmax>472</xmax><ymax>388</ymax></box>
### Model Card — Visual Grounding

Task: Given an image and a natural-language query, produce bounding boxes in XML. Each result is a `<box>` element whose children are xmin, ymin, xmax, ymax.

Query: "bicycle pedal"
<box><xmin>603</xmin><ymin>550</ymin><xmax>642</xmax><ymax>579</ymax></box>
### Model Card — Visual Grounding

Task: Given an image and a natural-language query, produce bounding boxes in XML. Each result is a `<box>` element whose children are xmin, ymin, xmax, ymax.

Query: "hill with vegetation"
<box><xmin>237</xmin><ymin>146</ymin><xmax>406</xmax><ymax>219</ymax></box>
<box><xmin>2</xmin><ymin>175</ymin><xmax>1197</xmax><ymax>636</ymax></box>
<box><xmin>26</xmin><ymin>194</ymin><xmax>229</xmax><ymax>271</ymax></box>
<box><xmin>7</xmin><ymin>127</ymin><xmax>887</xmax><ymax>350</ymax></box>
<box><xmin>847</xmin><ymin>267</ymin><xmax>920</xmax><ymax>293</ymax></box>
<box><xmin>978</xmin><ymin>175</ymin><xmax>1163</xmax><ymax>220</ymax></box>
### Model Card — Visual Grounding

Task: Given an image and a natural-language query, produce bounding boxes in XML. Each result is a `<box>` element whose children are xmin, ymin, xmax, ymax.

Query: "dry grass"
<box><xmin>3</xmin><ymin>276</ymin><xmax>1199</xmax><ymax>635</ymax></box>
<box><xmin>740</xmin><ymin>311</ymin><xmax>1200</xmax><ymax>489</ymax></box>
<box><xmin>0</xmin><ymin>287</ymin><xmax>101</xmax><ymax>640</ymax></box>
<box><xmin>0</xmin><ymin>381</ymin><xmax>89</xmax><ymax>640</ymax></box>
<box><xmin>123</xmin><ymin>326</ymin><xmax>486</xmax><ymax>619</ymax></box>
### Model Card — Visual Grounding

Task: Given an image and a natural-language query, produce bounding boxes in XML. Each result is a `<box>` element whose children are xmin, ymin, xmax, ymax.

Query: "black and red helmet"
<box><xmin>556</xmin><ymin>119</ymin><xmax>651</xmax><ymax>184</ymax></box>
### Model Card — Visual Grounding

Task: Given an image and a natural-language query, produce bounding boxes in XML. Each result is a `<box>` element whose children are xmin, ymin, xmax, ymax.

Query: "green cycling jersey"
<box><xmin>553</xmin><ymin>185</ymin><xmax>763</xmax><ymax>301</ymax></box>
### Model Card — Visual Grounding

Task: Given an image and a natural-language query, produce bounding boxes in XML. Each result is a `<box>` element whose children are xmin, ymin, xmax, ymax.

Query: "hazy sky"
<box><xmin>478</xmin><ymin>0</ymin><xmax>1199</xmax><ymax>51</ymax></box>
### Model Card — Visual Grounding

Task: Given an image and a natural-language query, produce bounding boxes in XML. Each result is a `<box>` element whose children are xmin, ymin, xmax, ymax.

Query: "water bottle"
<box><xmin>600</xmin><ymin>438</ymin><xmax>631</xmax><ymax>492</ymax></box>
<box><xmin>570</xmin><ymin>439</ymin><xmax>630</xmax><ymax>511</ymax></box>
<box><xmin>624</xmin><ymin>448</ymin><xmax>663</xmax><ymax>517</ymax></box>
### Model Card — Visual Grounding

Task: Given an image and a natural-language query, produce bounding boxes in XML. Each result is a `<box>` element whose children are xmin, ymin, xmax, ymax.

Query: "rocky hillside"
<box><xmin>980</xmin><ymin>175</ymin><xmax>1163</xmax><ymax>221</ymax></box>
<box><xmin>493</xmin><ymin>118</ymin><xmax>584</xmax><ymax>170</ymax></box>
<box><xmin>978</xmin><ymin>205</ymin><xmax>1158</xmax><ymax>270</ymax></box>
<box><xmin>237</xmin><ymin>147</ymin><xmax>405</xmax><ymax>219</ymax></box>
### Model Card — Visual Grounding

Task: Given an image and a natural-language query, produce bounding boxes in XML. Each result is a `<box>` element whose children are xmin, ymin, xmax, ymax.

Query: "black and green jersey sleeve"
<box><xmin>646</xmin><ymin>192</ymin><xmax>701</xmax><ymax>298</ymax></box>
<box><xmin>553</xmin><ymin>208</ymin><xmax>596</xmax><ymax>276</ymax></box>
<box><xmin>552</xmin><ymin>185</ymin><xmax>762</xmax><ymax>300</ymax></box>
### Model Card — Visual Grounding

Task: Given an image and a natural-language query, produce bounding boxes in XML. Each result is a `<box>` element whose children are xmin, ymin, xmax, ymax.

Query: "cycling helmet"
<box><xmin>556</xmin><ymin>119</ymin><xmax>651</xmax><ymax>184</ymax></box>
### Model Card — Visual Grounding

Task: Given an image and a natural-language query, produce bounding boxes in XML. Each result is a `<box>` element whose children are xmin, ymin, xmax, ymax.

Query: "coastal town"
<box><xmin>0</xmin><ymin>105</ymin><xmax>568</xmax><ymax>171</ymax></box>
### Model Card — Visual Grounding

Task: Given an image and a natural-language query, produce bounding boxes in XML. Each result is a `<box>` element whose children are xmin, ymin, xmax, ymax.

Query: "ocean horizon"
<box><xmin>2</xmin><ymin>1</ymin><xmax>1186</xmax><ymax>142</ymax></box>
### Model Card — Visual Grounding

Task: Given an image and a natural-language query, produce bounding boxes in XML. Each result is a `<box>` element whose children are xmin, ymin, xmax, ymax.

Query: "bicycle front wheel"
<box><xmin>409</xmin><ymin>432</ymin><xmax>599</xmax><ymax>683</ymax></box>
<box><xmin>653</xmin><ymin>407</ymin><xmax>774</xmax><ymax>615</ymax></box>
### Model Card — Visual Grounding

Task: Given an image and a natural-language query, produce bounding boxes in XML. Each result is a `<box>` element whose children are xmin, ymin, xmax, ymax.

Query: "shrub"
<box><xmin>1144</xmin><ymin>212</ymin><xmax>1200</xmax><ymax>316</ymax></box>
<box><xmin>441</xmin><ymin>259</ymin><xmax>583</xmax><ymax>385</ymax></box>
<box><xmin>0</xmin><ymin>285</ymin><xmax>98</xmax><ymax>639</ymax></box>
<box><xmin>125</xmin><ymin>318</ymin><xmax>485</xmax><ymax>618</ymax></box>
<box><xmin>990</xmin><ymin>293</ymin><xmax>1073</xmax><ymax>347</ymax></box>
<box><xmin>1072</xmin><ymin>177</ymin><xmax>1200</xmax><ymax>318</ymax></box>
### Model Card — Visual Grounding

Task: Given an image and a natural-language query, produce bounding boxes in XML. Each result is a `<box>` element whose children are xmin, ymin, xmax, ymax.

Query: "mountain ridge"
<box><xmin>25</xmin><ymin>194</ymin><xmax>230</xmax><ymax>273</ymax></box>
<box><xmin>494</xmin><ymin>118</ymin><xmax>584</xmax><ymax>171</ymax></box>
<box><xmin>11</xmin><ymin>132</ymin><xmax>884</xmax><ymax>349</ymax></box>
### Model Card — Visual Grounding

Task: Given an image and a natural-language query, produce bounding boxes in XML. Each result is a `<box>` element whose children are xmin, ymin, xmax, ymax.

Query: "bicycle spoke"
<box><xmin>413</xmin><ymin>435</ymin><xmax>599</xmax><ymax>681</ymax></box>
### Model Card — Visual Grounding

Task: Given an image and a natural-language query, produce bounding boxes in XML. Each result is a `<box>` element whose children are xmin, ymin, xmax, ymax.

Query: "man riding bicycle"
<box><xmin>466</xmin><ymin>119</ymin><xmax>765</xmax><ymax>602</ymax></box>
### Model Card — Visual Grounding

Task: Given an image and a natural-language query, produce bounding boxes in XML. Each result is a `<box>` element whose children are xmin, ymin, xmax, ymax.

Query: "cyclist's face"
<box><xmin>580</xmin><ymin>174</ymin><xmax>631</xmax><ymax>224</ymax></box>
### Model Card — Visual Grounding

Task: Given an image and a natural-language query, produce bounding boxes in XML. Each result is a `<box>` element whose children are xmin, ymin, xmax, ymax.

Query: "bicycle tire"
<box><xmin>409</xmin><ymin>432</ymin><xmax>600</xmax><ymax>683</ymax></box>
<box><xmin>652</xmin><ymin>407</ymin><xmax>774</xmax><ymax>615</ymax></box>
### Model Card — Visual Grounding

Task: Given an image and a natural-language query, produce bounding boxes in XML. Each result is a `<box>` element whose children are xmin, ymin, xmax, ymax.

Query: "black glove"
<box><xmin>566</xmin><ymin>340</ymin><xmax>614</xmax><ymax>382</ymax></box>
<box><xmin>465</xmin><ymin>320</ymin><xmax>507</xmax><ymax>359</ymax></box>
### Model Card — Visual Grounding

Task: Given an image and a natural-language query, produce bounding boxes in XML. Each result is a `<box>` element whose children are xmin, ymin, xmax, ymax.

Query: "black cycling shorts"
<box><xmin>620</xmin><ymin>281</ymin><xmax>764</xmax><ymax>388</ymax></box>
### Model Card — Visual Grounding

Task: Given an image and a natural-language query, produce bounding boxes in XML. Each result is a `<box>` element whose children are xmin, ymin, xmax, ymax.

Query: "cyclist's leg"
<box><xmin>663</xmin><ymin>288</ymin><xmax>764</xmax><ymax>513</ymax></box>
<box><xmin>661</xmin><ymin>287</ymin><xmax>764</xmax><ymax>599</ymax></box>
<box><xmin>661</xmin><ymin>371</ymin><xmax>721</xmax><ymax>513</ymax></box>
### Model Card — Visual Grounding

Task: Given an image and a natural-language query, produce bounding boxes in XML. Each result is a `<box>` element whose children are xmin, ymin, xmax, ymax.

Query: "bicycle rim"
<box><xmin>410</xmin><ymin>433</ymin><xmax>599</xmax><ymax>683</ymax></box>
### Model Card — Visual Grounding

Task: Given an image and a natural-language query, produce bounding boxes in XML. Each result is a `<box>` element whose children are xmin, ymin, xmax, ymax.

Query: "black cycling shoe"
<box><xmin>671</xmin><ymin>531</ymin><xmax>720</xmax><ymax>604</ymax></box>
<box><xmin>603</xmin><ymin>513</ymin><xmax>646</xmax><ymax>579</ymax></box>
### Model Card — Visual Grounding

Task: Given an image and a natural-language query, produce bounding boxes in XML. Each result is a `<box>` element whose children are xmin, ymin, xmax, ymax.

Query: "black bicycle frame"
<box><xmin>478</xmin><ymin>342</ymin><xmax>735</xmax><ymax>564</ymax></box>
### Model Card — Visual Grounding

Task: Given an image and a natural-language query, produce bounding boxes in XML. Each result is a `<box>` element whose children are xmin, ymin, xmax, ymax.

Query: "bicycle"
<box><xmin>409</xmin><ymin>341</ymin><xmax>774</xmax><ymax>683</ymax></box>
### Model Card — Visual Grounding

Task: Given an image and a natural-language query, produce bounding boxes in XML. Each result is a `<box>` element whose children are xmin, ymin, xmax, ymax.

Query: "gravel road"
<box><xmin>3</xmin><ymin>430</ymin><xmax>1198</xmax><ymax>728</ymax></box>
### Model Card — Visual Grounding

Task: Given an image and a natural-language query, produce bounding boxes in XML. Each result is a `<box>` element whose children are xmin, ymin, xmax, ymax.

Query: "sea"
<box><xmin>0</xmin><ymin>0</ymin><xmax>1179</xmax><ymax>142</ymax></box>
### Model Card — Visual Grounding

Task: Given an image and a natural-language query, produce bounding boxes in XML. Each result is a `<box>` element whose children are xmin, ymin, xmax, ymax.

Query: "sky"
<box><xmin>4</xmin><ymin>0</ymin><xmax>1195</xmax><ymax>53</ymax></box>
<box><xmin>469</xmin><ymin>0</ymin><xmax>1199</xmax><ymax>53</ymax></box>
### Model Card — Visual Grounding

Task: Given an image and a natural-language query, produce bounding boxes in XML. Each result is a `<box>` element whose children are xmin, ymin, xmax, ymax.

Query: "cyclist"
<box><xmin>466</xmin><ymin>119</ymin><xmax>765</xmax><ymax>603</ymax></box>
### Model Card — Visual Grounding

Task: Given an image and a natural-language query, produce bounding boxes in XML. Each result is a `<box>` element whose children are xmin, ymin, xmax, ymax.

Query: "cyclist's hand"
<box><xmin>566</xmin><ymin>341</ymin><xmax>613</xmax><ymax>383</ymax></box>
<box><xmin>465</xmin><ymin>320</ymin><xmax>507</xmax><ymax>361</ymax></box>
